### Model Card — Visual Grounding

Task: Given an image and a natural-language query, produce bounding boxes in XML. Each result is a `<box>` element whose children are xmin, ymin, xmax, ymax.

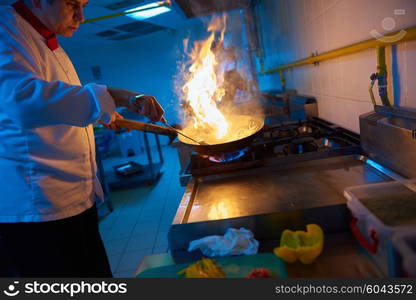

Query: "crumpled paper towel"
<box><xmin>188</xmin><ymin>227</ymin><xmax>259</xmax><ymax>257</ymax></box>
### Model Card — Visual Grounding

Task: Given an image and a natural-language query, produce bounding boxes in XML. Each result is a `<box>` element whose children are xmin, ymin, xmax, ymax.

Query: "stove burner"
<box><xmin>317</xmin><ymin>137</ymin><xmax>351</xmax><ymax>149</ymax></box>
<box><xmin>274</xmin><ymin>128</ymin><xmax>297</xmax><ymax>138</ymax></box>
<box><xmin>182</xmin><ymin>118</ymin><xmax>361</xmax><ymax>184</ymax></box>
<box><xmin>297</xmin><ymin>125</ymin><xmax>314</xmax><ymax>134</ymax></box>
<box><xmin>284</xmin><ymin>137</ymin><xmax>319</xmax><ymax>154</ymax></box>
<box><xmin>206</xmin><ymin>148</ymin><xmax>249</xmax><ymax>163</ymax></box>
<box><xmin>264</xmin><ymin>125</ymin><xmax>299</xmax><ymax>139</ymax></box>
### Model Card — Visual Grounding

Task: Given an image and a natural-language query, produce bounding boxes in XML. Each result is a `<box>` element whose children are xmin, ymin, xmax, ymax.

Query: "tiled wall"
<box><xmin>256</xmin><ymin>0</ymin><xmax>416</xmax><ymax>132</ymax></box>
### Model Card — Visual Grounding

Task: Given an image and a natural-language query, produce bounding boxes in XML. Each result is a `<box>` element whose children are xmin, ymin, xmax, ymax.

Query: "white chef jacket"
<box><xmin>0</xmin><ymin>6</ymin><xmax>116</xmax><ymax>222</ymax></box>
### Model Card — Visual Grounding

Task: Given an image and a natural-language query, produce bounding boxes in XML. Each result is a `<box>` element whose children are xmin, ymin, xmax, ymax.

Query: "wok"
<box><xmin>115</xmin><ymin>115</ymin><xmax>264</xmax><ymax>156</ymax></box>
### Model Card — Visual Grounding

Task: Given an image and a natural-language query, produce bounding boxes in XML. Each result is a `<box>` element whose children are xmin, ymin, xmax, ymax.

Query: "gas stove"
<box><xmin>179</xmin><ymin>117</ymin><xmax>361</xmax><ymax>185</ymax></box>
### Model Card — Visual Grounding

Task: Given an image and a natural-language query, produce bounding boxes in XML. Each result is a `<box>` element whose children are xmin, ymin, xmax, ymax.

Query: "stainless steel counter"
<box><xmin>188</xmin><ymin>156</ymin><xmax>391</xmax><ymax>223</ymax></box>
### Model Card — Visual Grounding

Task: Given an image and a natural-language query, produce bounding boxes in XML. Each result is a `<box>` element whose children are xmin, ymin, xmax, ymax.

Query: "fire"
<box><xmin>182</xmin><ymin>15</ymin><xmax>229</xmax><ymax>140</ymax></box>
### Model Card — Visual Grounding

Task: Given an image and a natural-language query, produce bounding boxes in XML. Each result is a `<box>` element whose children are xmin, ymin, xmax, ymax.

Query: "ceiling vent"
<box><xmin>95</xmin><ymin>30</ymin><xmax>120</xmax><ymax>37</ymax></box>
<box><xmin>95</xmin><ymin>21</ymin><xmax>166</xmax><ymax>41</ymax></box>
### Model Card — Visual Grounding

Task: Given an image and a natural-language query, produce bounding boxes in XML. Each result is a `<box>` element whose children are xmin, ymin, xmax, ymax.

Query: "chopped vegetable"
<box><xmin>245</xmin><ymin>268</ymin><xmax>272</xmax><ymax>278</ymax></box>
<box><xmin>177</xmin><ymin>258</ymin><xmax>226</xmax><ymax>278</ymax></box>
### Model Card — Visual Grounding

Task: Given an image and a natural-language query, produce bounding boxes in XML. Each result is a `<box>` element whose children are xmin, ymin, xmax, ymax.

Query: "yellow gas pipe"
<box><xmin>263</xmin><ymin>26</ymin><xmax>416</xmax><ymax>105</ymax></box>
<box><xmin>261</xmin><ymin>26</ymin><xmax>416</xmax><ymax>74</ymax></box>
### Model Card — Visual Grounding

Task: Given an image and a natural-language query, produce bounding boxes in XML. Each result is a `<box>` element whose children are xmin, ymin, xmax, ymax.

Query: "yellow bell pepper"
<box><xmin>273</xmin><ymin>224</ymin><xmax>324</xmax><ymax>264</ymax></box>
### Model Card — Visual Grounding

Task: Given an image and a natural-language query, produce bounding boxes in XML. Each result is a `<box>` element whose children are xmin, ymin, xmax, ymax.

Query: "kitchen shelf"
<box><xmin>98</xmin><ymin>130</ymin><xmax>164</xmax><ymax>191</ymax></box>
<box><xmin>105</xmin><ymin>162</ymin><xmax>163</xmax><ymax>190</ymax></box>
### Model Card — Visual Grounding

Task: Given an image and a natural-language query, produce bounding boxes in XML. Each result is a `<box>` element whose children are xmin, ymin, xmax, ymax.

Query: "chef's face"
<box><xmin>33</xmin><ymin>0</ymin><xmax>88</xmax><ymax>36</ymax></box>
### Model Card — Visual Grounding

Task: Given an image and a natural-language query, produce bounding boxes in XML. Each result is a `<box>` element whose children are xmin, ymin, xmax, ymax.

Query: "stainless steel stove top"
<box><xmin>179</xmin><ymin>118</ymin><xmax>361</xmax><ymax>185</ymax></box>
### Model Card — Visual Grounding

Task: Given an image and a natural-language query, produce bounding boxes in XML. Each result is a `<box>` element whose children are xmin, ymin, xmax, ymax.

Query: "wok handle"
<box><xmin>114</xmin><ymin>119</ymin><xmax>177</xmax><ymax>137</ymax></box>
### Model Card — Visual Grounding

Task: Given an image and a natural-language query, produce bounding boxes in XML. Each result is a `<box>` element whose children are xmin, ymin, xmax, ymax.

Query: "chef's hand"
<box><xmin>98</xmin><ymin>111</ymin><xmax>128</xmax><ymax>131</ymax></box>
<box><xmin>128</xmin><ymin>94</ymin><xmax>167</xmax><ymax>123</ymax></box>
<box><xmin>107</xmin><ymin>88</ymin><xmax>166</xmax><ymax>123</ymax></box>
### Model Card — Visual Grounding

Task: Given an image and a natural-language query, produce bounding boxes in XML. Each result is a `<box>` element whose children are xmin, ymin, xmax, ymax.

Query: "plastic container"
<box><xmin>392</xmin><ymin>230</ymin><xmax>416</xmax><ymax>277</ymax></box>
<box><xmin>344</xmin><ymin>181</ymin><xmax>416</xmax><ymax>276</ymax></box>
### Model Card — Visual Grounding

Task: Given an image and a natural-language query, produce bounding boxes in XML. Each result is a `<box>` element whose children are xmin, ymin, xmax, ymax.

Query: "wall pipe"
<box><xmin>279</xmin><ymin>70</ymin><xmax>285</xmax><ymax>91</ymax></box>
<box><xmin>376</xmin><ymin>46</ymin><xmax>390</xmax><ymax>106</ymax></box>
<box><xmin>244</xmin><ymin>2</ymin><xmax>261</xmax><ymax>91</ymax></box>
<box><xmin>261</xmin><ymin>25</ymin><xmax>416</xmax><ymax>74</ymax></box>
<box><xmin>369</xmin><ymin>47</ymin><xmax>390</xmax><ymax>106</ymax></box>
<box><xmin>369</xmin><ymin>73</ymin><xmax>377</xmax><ymax>106</ymax></box>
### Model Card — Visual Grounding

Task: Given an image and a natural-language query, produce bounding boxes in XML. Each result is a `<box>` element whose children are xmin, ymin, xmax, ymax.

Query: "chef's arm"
<box><xmin>0</xmin><ymin>69</ymin><xmax>115</xmax><ymax>129</ymax></box>
<box><xmin>0</xmin><ymin>37</ymin><xmax>115</xmax><ymax>129</ymax></box>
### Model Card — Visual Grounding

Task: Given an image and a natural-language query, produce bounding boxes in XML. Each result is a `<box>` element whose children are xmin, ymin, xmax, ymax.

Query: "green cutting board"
<box><xmin>136</xmin><ymin>253</ymin><xmax>287</xmax><ymax>278</ymax></box>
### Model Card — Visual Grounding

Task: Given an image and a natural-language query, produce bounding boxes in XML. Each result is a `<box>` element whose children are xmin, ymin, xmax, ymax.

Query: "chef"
<box><xmin>0</xmin><ymin>0</ymin><xmax>165</xmax><ymax>277</ymax></box>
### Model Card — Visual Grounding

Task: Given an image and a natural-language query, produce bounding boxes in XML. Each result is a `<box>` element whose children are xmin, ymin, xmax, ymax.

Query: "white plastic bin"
<box><xmin>344</xmin><ymin>180</ymin><xmax>416</xmax><ymax>276</ymax></box>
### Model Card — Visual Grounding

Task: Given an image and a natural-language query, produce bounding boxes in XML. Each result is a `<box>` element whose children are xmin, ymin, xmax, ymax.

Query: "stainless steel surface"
<box><xmin>360</xmin><ymin>105</ymin><xmax>416</xmax><ymax>178</ymax></box>
<box><xmin>168</xmin><ymin>155</ymin><xmax>402</xmax><ymax>251</ymax></box>
<box><xmin>176</xmin><ymin>155</ymin><xmax>393</xmax><ymax>224</ymax></box>
<box><xmin>361</xmin><ymin>157</ymin><xmax>416</xmax><ymax>193</ymax></box>
<box><xmin>171</xmin><ymin>141</ymin><xmax>193</xmax><ymax>172</ymax></box>
<box><xmin>375</xmin><ymin>104</ymin><xmax>416</xmax><ymax>120</ymax></box>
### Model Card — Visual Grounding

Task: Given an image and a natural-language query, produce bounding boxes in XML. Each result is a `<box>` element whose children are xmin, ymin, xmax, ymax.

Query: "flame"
<box><xmin>182</xmin><ymin>15</ymin><xmax>229</xmax><ymax>140</ymax></box>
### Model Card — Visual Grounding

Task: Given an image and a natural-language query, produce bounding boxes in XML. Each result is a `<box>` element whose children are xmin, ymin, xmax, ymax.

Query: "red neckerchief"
<box><xmin>12</xmin><ymin>0</ymin><xmax>58</xmax><ymax>51</ymax></box>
